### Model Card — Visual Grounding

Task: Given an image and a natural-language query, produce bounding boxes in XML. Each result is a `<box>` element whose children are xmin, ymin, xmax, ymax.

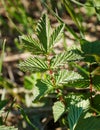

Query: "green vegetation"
<box><xmin>0</xmin><ymin>0</ymin><xmax>100</xmax><ymax>130</ymax></box>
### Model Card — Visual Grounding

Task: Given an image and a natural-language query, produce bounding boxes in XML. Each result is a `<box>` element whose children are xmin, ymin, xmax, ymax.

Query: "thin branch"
<box><xmin>3</xmin><ymin>52</ymin><xmax>31</xmax><ymax>62</ymax></box>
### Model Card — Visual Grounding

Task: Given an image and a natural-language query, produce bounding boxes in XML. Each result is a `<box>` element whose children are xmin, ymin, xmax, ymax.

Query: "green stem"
<box><xmin>0</xmin><ymin>39</ymin><xmax>6</xmax><ymax>75</ymax></box>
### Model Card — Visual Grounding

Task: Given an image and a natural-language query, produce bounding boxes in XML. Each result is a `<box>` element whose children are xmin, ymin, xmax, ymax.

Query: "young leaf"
<box><xmin>55</xmin><ymin>70</ymin><xmax>83</xmax><ymax>85</ymax></box>
<box><xmin>52</xmin><ymin>101</ymin><xmax>65</xmax><ymax>122</ymax></box>
<box><xmin>19</xmin><ymin>57</ymin><xmax>48</xmax><ymax>72</ymax></box>
<box><xmin>20</xmin><ymin>35</ymin><xmax>45</xmax><ymax>54</ymax></box>
<box><xmin>44</xmin><ymin>3</ymin><xmax>79</xmax><ymax>40</ymax></box>
<box><xmin>49</xmin><ymin>24</ymin><xmax>65</xmax><ymax>49</ymax></box>
<box><xmin>51</xmin><ymin>49</ymin><xmax>83</xmax><ymax>69</ymax></box>
<box><xmin>36</xmin><ymin>14</ymin><xmax>50</xmax><ymax>52</ymax></box>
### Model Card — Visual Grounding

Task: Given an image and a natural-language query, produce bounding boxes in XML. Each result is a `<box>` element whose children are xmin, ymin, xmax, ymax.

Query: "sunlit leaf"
<box><xmin>51</xmin><ymin>49</ymin><xmax>83</xmax><ymax>69</ymax></box>
<box><xmin>36</xmin><ymin>14</ymin><xmax>51</xmax><ymax>52</ymax></box>
<box><xmin>20</xmin><ymin>35</ymin><xmax>45</xmax><ymax>54</ymax></box>
<box><xmin>55</xmin><ymin>70</ymin><xmax>83</xmax><ymax>85</ymax></box>
<box><xmin>49</xmin><ymin>24</ymin><xmax>65</xmax><ymax>49</ymax></box>
<box><xmin>53</xmin><ymin>101</ymin><xmax>65</xmax><ymax>122</ymax></box>
<box><xmin>19</xmin><ymin>57</ymin><xmax>48</xmax><ymax>72</ymax></box>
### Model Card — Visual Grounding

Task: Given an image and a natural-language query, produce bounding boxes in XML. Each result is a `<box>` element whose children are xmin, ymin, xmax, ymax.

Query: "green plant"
<box><xmin>0</xmin><ymin>41</ymin><xmax>17</xmax><ymax>130</ymax></box>
<box><xmin>19</xmin><ymin>13</ymin><xmax>100</xmax><ymax>130</ymax></box>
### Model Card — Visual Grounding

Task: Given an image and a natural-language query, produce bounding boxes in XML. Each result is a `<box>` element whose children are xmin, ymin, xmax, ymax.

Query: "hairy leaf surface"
<box><xmin>51</xmin><ymin>49</ymin><xmax>83</xmax><ymax>69</ymax></box>
<box><xmin>55</xmin><ymin>70</ymin><xmax>83</xmax><ymax>85</ymax></box>
<box><xmin>49</xmin><ymin>24</ymin><xmax>65</xmax><ymax>48</ymax></box>
<box><xmin>19</xmin><ymin>57</ymin><xmax>48</xmax><ymax>72</ymax></box>
<box><xmin>20</xmin><ymin>35</ymin><xmax>45</xmax><ymax>54</ymax></box>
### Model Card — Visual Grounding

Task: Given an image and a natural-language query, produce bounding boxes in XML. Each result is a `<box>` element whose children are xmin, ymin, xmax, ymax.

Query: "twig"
<box><xmin>64</xmin><ymin>87</ymin><xmax>90</xmax><ymax>93</ymax></box>
<box><xmin>0</xmin><ymin>87</ymin><xmax>90</xmax><ymax>95</ymax></box>
<box><xmin>3</xmin><ymin>52</ymin><xmax>31</xmax><ymax>62</ymax></box>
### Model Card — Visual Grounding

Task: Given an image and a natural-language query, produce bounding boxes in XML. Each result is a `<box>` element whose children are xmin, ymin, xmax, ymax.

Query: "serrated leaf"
<box><xmin>45</xmin><ymin>3</ymin><xmax>79</xmax><ymax>39</ymax></box>
<box><xmin>20</xmin><ymin>35</ymin><xmax>45</xmax><ymax>54</ymax></box>
<box><xmin>66</xmin><ymin>79</ymin><xmax>89</xmax><ymax>88</ymax></box>
<box><xmin>51</xmin><ymin>49</ymin><xmax>83</xmax><ymax>69</ymax></box>
<box><xmin>68</xmin><ymin>100</ymin><xmax>89</xmax><ymax>130</ymax></box>
<box><xmin>0</xmin><ymin>125</ymin><xmax>18</xmax><ymax>130</ymax></box>
<box><xmin>19</xmin><ymin>57</ymin><xmax>48</xmax><ymax>72</ymax></box>
<box><xmin>55</xmin><ymin>70</ymin><xmax>83</xmax><ymax>85</ymax></box>
<box><xmin>49</xmin><ymin>24</ymin><xmax>65</xmax><ymax>48</ymax></box>
<box><xmin>36</xmin><ymin>14</ymin><xmax>50</xmax><ymax>52</ymax></box>
<box><xmin>53</xmin><ymin>101</ymin><xmax>65</xmax><ymax>122</ymax></box>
